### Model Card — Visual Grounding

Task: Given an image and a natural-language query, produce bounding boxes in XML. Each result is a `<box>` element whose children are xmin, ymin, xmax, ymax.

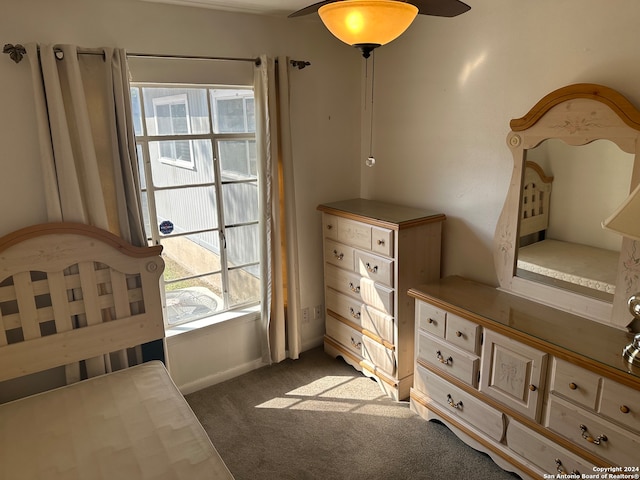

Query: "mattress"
<box><xmin>517</xmin><ymin>239</ymin><xmax>618</xmax><ymax>294</ymax></box>
<box><xmin>0</xmin><ymin>361</ymin><xmax>234</xmax><ymax>480</ymax></box>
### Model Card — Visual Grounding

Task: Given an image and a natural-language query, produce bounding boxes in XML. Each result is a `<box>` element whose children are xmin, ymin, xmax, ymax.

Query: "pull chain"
<box><xmin>366</xmin><ymin>51</ymin><xmax>376</xmax><ymax>167</ymax></box>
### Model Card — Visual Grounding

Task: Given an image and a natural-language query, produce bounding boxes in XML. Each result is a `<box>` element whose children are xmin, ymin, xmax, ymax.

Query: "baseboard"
<box><xmin>177</xmin><ymin>357</ymin><xmax>265</xmax><ymax>395</ymax></box>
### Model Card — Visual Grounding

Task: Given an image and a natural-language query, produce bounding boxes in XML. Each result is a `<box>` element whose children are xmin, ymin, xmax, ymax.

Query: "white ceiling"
<box><xmin>140</xmin><ymin>0</ymin><xmax>315</xmax><ymax>17</ymax></box>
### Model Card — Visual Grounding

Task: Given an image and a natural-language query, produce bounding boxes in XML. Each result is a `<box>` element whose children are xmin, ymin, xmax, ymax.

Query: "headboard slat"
<box><xmin>13</xmin><ymin>272</ymin><xmax>40</xmax><ymax>340</ymax></box>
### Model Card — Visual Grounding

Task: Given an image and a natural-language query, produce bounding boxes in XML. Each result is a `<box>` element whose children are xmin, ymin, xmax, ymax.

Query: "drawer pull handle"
<box><xmin>365</xmin><ymin>262</ymin><xmax>378</xmax><ymax>273</ymax></box>
<box><xmin>428</xmin><ymin>318</ymin><xmax>436</xmax><ymax>325</ymax></box>
<box><xmin>349</xmin><ymin>307</ymin><xmax>361</xmax><ymax>319</ymax></box>
<box><xmin>350</xmin><ymin>337</ymin><xmax>362</xmax><ymax>349</ymax></box>
<box><xmin>555</xmin><ymin>459</ymin><xmax>579</xmax><ymax>476</ymax></box>
<box><xmin>333</xmin><ymin>250</ymin><xmax>344</xmax><ymax>260</ymax></box>
<box><xmin>579</xmin><ymin>424</ymin><xmax>607</xmax><ymax>445</ymax></box>
<box><xmin>528</xmin><ymin>384</ymin><xmax>537</xmax><ymax>392</ymax></box>
<box><xmin>455</xmin><ymin>330</ymin><xmax>463</xmax><ymax>337</ymax></box>
<box><xmin>349</xmin><ymin>282</ymin><xmax>360</xmax><ymax>293</ymax></box>
<box><xmin>620</xmin><ymin>405</ymin><xmax>630</xmax><ymax>414</ymax></box>
<box><xmin>327</xmin><ymin>224</ymin><xmax>333</xmax><ymax>230</ymax></box>
<box><xmin>447</xmin><ymin>394</ymin><xmax>463</xmax><ymax>409</ymax></box>
<box><xmin>436</xmin><ymin>350</ymin><xmax>453</xmax><ymax>365</ymax></box>
<box><xmin>377</xmin><ymin>239</ymin><xmax>385</xmax><ymax>246</ymax></box>
<box><xmin>569</xmin><ymin>382</ymin><xmax>578</xmax><ymax>390</ymax></box>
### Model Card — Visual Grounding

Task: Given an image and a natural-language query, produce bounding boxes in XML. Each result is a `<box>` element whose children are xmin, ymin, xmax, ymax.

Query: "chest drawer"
<box><xmin>322</xmin><ymin>213</ymin><xmax>339</xmax><ymax>241</ymax></box>
<box><xmin>355</xmin><ymin>251</ymin><xmax>394</xmax><ymax>287</ymax></box>
<box><xmin>416</xmin><ymin>301</ymin><xmax>446</xmax><ymax>338</ymax></box>
<box><xmin>326</xmin><ymin>316</ymin><xmax>363</xmax><ymax>358</ymax></box>
<box><xmin>325</xmin><ymin>264</ymin><xmax>362</xmax><ymax>299</ymax></box>
<box><xmin>550</xmin><ymin>358</ymin><xmax>600</xmax><ymax>410</ymax></box>
<box><xmin>361</xmin><ymin>305</ymin><xmax>394</xmax><ymax>345</ymax></box>
<box><xmin>414</xmin><ymin>365</ymin><xmax>504</xmax><ymax>442</ymax></box>
<box><xmin>324</xmin><ymin>239</ymin><xmax>355</xmax><ymax>270</ymax></box>
<box><xmin>547</xmin><ymin>395</ymin><xmax>640</xmax><ymax>467</ymax></box>
<box><xmin>445</xmin><ymin>313</ymin><xmax>481</xmax><ymax>355</ymax></box>
<box><xmin>337</xmin><ymin>218</ymin><xmax>371</xmax><ymax>250</ymax></box>
<box><xmin>325</xmin><ymin>289</ymin><xmax>363</xmax><ymax>326</ymax></box>
<box><xmin>600</xmin><ymin>378</ymin><xmax>640</xmax><ymax>433</ymax></box>
<box><xmin>417</xmin><ymin>331</ymin><xmax>479</xmax><ymax>387</ymax></box>
<box><xmin>362</xmin><ymin>336</ymin><xmax>395</xmax><ymax>376</ymax></box>
<box><xmin>371</xmin><ymin>226</ymin><xmax>393</xmax><ymax>257</ymax></box>
<box><xmin>360</xmin><ymin>277</ymin><xmax>394</xmax><ymax>315</ymax></box>
<box><xmin>507</xmin><ymin>419</ymin><xmax>595</xmax><ymax>476</ymax></box>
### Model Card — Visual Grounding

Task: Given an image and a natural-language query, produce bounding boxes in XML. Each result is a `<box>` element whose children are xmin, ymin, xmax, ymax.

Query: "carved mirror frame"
<box><xmin>494</xmin><ymin>83</ymin><xmax>640</xmax><ymax>329</ymax></box>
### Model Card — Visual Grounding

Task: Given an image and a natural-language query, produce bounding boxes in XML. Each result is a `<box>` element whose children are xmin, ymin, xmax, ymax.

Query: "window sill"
<box><xmin>165</xmin><ymin>305</ymin><xmax>261</xmax><ymax>338</ymax></box>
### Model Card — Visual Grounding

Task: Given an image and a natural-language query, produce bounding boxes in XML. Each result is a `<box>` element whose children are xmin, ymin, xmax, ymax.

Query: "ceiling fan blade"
<box><xmin>288</xmin><ymin>0</ymin><xmax>335</xmax><ymax>17</ymax></box>
<box><xmin>413</xmin><ymin>0</ymin><xmax>471</xmax><ymax>17</ymax></box>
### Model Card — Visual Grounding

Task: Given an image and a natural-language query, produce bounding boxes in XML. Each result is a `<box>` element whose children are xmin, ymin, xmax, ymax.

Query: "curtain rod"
<box><xmin>2</xmin><ymin>44</ymin><xmax>311</xmax><ymax>69</ymax></box>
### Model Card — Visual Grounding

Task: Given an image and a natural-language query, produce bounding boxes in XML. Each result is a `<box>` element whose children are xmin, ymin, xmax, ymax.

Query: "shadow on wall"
<box><xmin>441</xmin><ymin>216</ymin><xmax>499</xmax><ymax>287</ymax></box>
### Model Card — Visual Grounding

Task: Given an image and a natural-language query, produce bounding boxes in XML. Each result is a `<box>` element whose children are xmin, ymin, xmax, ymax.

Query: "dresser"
<box><xmin>317</xmin><ymin>198</ymin><xmax>445</xmax><ymax>401</ymax></box>
<box><xmin>409</xmin><ymin>276</ymin><xmax>640</xmax><ymax>479</ymax></box>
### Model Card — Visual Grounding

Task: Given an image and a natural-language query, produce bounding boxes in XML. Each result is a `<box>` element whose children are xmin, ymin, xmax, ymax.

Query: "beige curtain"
<box><xmin>26</xmin><ymin>44</ymin><xmax>146</xmax><ymax>380</ymax></box>
<box><xmin>26</xmin><ymin>44</ymin><xmax>145</xmax><ymax>245</ymax></box>
<box><xmin>255</xmin><ymin>55</ymin><xmax>302</xmax><ymax>363</ymax></box>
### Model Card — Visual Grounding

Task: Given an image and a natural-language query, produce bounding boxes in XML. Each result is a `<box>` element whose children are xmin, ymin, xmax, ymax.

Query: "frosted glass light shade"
<box><xmin>318</xmin><ymin>0</ymin><xmax>418</xmax><ymax>55</ymax></box>
<box><xmin>602</xmin><ymin>182</ymin><xmax>640</xmax><ymax>240</ymax></box>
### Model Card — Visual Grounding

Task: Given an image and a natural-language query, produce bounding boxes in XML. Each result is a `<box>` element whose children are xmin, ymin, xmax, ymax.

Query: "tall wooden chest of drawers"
<box><xmin>317</xmin><ymin>198</ymin><xmax>445</xmax><ymax>400</ymax></box>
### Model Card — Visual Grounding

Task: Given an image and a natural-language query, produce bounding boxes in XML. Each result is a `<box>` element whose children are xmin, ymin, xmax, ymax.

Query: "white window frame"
<box><xmin>132</xmin><ymin>83</ymin><xmax>259</xmax><ymax>329</ymax></box>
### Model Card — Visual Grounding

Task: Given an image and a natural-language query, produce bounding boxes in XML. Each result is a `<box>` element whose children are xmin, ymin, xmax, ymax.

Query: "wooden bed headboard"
<box><xmin>0</xmin><ymin>222</ymin><xmax>165</xmax><ymax>384</ymax></box>
<box><xmin>520</xmin><ymin>161</ymin><xmax>554</xmax><ymax>237</ymax></box>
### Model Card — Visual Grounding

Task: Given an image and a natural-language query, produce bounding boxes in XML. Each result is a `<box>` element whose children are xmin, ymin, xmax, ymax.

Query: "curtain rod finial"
<box><xmin>3</xmin><ymin>44</ymin><xmax>26</xmax><ymax>63</ymax></box>
<box><xmin>290</xmin><ymin>60</ymin><xmax>310</xmax><ymax>70</ymax></box>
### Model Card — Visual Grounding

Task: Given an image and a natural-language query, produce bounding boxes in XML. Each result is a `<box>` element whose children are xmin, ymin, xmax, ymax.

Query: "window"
<box><xmin>130</xmin><ymin>84</ymin><xmax>259</xmax><ymax>327</ymax></box>
<box><xmin>153</xmin><ymin>94</ymin><xmax>194</xmax><ymax>168</ymax></box>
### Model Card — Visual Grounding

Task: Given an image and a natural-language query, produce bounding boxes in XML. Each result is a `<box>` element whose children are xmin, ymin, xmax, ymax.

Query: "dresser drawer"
<box><xmin>361</xmin><ymin>304</ymin><xmax>394</xmax><ymax>344</ymax></box>
<box><xmin>371</xmin><ymin>226</ymin><xmax>393</xmax><ymax>257</ymax></box>
<box><xmin>324</xmin><ymin>239</ymin><xmax>355</xmax><ymax>270</ymax></box>
<box><xmin>325</xmin><ymin>288</ymin><xmax>363</xmax><ymax>326</ymax></box>
<box><xmin>337</xmin><ymin>218</ymin><xmax>371</xmax><ymax>250</ymax></box>
<box><xmin>445</xmin><ymin>313</ymin><xmax>481</xmax><ymax>355</ymax></box>
<box><xmin>360</xmin><ymin>277</ymin><xmax>394</xmax><ymax>315</ymax></box>
<box><xmin>507</xmin><ymin>419</ymin><xmax>595</xmax><ymax>476</ymax></box>
<box><xmin>600</xmin><ymin>378</ymin><xmax>640</xmax><ymax>433</ymax></box>
<box><xmin>547</xmin><ymin>395</ymin><xmax>640</xmax><ymax>467</ymax></box>
<box><xmin>416</xmin><ymin>301</ymin><xmax>446</xmax><ymax>338</ymax></box>
<box><xmin>326</xmin><ymin>316</ymin><xmax>364</xmax><ymax>358</ymax></box>
<box><xmin>417</xmin><ymin>331</ymin><xmax>479</xmax><ymax>386</ymax></box>
<box><xmin>550</xmin><ymin>357</ymin><xmax>600</xmax><ymax>410</ymax></box>
<box><xmin>322</xmin><ymin>213</ymin><xmax>339</xmax><ymax>241</ymax></box>
<box><xmin>355</xmin><ymin>251</ymin><xmax>394</xmax><ymax>287</ymax></box>
<box><xmin>325</xmin><ymin>264</ymin><xmax>362</xmax><ymax>300</ymax></box>
<box><xmin>414</xmin><ymin>365</ymin><xmax>504</xmax><ymax>442</ymax></box>
<box><xmin>362</xmin><ymin>336</ymin><xmax>395</xmax><ymax>376</ymax></box>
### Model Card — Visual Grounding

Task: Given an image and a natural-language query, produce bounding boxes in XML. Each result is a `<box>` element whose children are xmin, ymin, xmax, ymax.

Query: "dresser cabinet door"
<box><xmin>480</xmin><ymin>330</ymin><xmax>548</xmax><ymax>421</ymax></box>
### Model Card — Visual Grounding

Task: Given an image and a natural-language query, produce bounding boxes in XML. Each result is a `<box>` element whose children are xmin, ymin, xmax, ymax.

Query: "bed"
<box><xmin>517</xmin><ymin>161</ymin><xmax>619</xmax><ymax>296</ymax></box>
<box><xmin>0</xmin><ymin>222</ymin><xmax>234</xmax><ymax>479</ymax></box>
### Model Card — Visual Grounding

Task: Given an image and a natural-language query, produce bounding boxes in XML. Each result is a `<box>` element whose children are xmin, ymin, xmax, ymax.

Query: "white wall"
<box><xmin>360</xmin><ymin>0</ymin><xmax>640</xmax><ymax>287</ymax></box>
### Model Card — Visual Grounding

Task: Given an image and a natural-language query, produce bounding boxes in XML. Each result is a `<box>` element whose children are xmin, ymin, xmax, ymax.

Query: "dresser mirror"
<box><xmin>494</xmin><ymin>84</ymin><xmax>640</xmax><ymax>330</ymax></box>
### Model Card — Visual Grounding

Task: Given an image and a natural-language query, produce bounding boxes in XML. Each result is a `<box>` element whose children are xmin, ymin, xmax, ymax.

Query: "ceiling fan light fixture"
<box><xmin>318</xmin><ymin>0</ymin><xmax>418</xmax><ymax>57</ymax></box>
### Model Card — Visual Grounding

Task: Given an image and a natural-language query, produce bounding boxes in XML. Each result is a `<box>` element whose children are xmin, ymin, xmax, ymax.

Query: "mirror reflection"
<box><xmin>516</xmin><ymin>139</ymin><xmax>634</xmax><ymax>301</ymax></box>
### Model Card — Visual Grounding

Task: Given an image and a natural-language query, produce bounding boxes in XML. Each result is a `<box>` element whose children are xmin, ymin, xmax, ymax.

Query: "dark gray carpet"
<box><xmin>186</xmin><ymin>347</ymin><xmax>521</xmax><ymax>480</ymax></box>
